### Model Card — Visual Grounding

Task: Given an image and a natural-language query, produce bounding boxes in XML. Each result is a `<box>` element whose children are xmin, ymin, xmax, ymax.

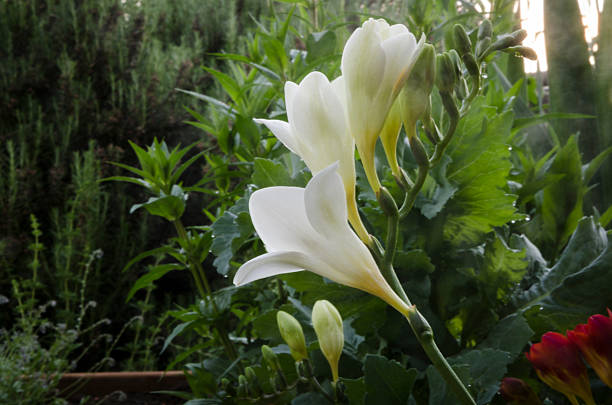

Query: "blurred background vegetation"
<box><xmin>1</xmin><ymin>0</ymin><xmax>610</xmax><ymax>379</ymax></box>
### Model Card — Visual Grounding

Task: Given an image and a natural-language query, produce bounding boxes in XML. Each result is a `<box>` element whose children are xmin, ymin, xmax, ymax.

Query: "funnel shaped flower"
<box><xmin>342</xmin><ymin>18</ymin><xmax>423</xmax><ymax>193</ymax></box>
<box><xmin>254</xmin><ymin>72</ymin><xmax>369</xmax><ymax>243</ymax></box>
<box><xmin>567</xmin><ymin>309</ymin><xmax>612</xmax><ymax>388</ymax></box>
<box><xmin>525</xmin><ymin>332</ymin><xmax>595</xmax><ymax>405</ymax></box>
<box><xmin>233</xmin><ymin>164</ymin><xmax>410</xmax><ymax>316</ymax></box>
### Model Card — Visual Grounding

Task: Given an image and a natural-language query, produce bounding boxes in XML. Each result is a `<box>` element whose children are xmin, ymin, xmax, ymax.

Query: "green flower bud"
<box><xmin>455</xmin><ymin>77</ymin><xmax>468</xmax><ymax>100</ymax></box>
<box><xmin>244</xmin><ymin>366</ymin><xmax>261</xmax><ymax>396</ymax></box>
<box><xmin>462</xmin><ymin>53</ymin><xmax>480</xmax><ymax>77</ymax></box>
<box><xmin>409</xmin><ymin>136</ymin><xmax>430</xmax><ymax>168</ymax></box>
<box><xmin>312</xmin><ymin>300</ymin><xmax>344</xmax><ymax>382</ymax></box>
<box><xmin>237</xmin><ymin>374</ymin><xmax>249</xmax><ymax>397</ymax></box>
<box><xmin>261</xmin><ymin>345</ymin><xmax>281</xmax><ymax>371</ymax></box>
<box><xmin>440</xmin><ymin>91</ymin><xmax>459</xmax><ymax>121</ymax></box>
<box><xmin>435</xmin><ymin>53</ymin><xmax>457</xmax><ymax>93</ymax></box>
<box><xmin>505</xmin><ymin>45</ymin><xmax>538</xmax><ymax>60</ymax></box>
<box><xmin>453</xmin><ymin>24</ymin><xmax>472</xmax><ymax>56</ymax></box>
<box><xmin>276</xmin><ymin>311</ymin><xmax>308</xmax><ymax>362</ymax></box>
<box><xmin>491</xmin><ymin>29</ymin><xmax>528</xmax><ymax>51</ymax></box>
<box><xmin>475</xmin><ymin>37</ymin><xmax>491</xmax><ymax>59</ymax></box>
<box><xmin>398</xmin><ymin>43</ymin><xmax>436</xmax><ymax>133</ymax></box>
<box><xmin>478</xmin><ymin>20</ymin><xmax>493</xmax><ymax>40</ymax></box>
<box><xmin>377</xmin><ymin>186</ymin><xmax>399</xmax><ymax>218</ymax></box>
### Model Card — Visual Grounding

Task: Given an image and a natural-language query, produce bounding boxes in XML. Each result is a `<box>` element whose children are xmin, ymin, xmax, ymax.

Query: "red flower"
<box><xmin>525</xmin><ymin>332</ymin><xmax>595</xmax><ymax>405</ymax></box>
<box><xmin>567</xmin><ymin>308</ymin><xmax>612</xmax><ymax>388</ymax></box>
<box><xmin>499</xmin><ymin>377</ymin><xmax>541</xmax><ymax>404</ymax></box>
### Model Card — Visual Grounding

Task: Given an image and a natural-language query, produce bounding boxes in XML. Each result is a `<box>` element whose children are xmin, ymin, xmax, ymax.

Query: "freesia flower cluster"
<box><xmin>517</xmin><ymin>309</ymin><xmax>612</xmax><ymax>405</ymax></box>
<box><xmin>233</xmin><ymin>18</ymin><xmax>427</xmax><ymax>316</ymax></box>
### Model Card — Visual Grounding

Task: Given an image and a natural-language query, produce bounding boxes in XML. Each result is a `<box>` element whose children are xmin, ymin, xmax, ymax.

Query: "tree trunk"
<box><xmin>543</xmin><ymin>0</ymin><xmax>598</xmax><ymax>159</ymax></box>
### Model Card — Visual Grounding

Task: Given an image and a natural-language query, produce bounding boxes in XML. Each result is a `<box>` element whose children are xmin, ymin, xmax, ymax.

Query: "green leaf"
<box><xmin>442</xmin><ymin>97</ymin><xmax>519</xmax><ymax>246</ymax></box>
<box><xmin>202</xmin><ymin>67</ymin><xmax>241</xmax><ymax>105</ymax></box>
<box><xmin>121</xmin><ymin>246</ymin><xmax>176</xmax><ymax>273</ymax></box>
<box><xmin>477</xmin><ymin>313</ymin><xmax>533</xmax><ymax>356</ymax></box>
<box><xmin>210</xmin><ymin>197</ymin><xmax>253</xmax><ymax>275</ymax></box>
<box><xmin>130</xmin><ymin>185</ymin><xmax>187</xmax><ymax>221</ymax></box>
<box><xmin>341</xmin><ymin>377</ymin><xmax>366</xmax><ymax>405</ymax></box>
<box><xmin>281</xmin><ymin>272</ymin><xmax>387</xmax><ymax>336</ymax></box>
<box><xmin>291</xmin><ymin>392</ymin><xmax>328</xmax><ymax>405</ymax></box>
<box><xmin>539</xmin><ymin>135</ymin><xmax>585</xmax><ymax>254</ymax></box>
<box><xmin>417</xmin><ymin>155</ymin><xmax>458</xmax><ymax>219</ymax></box>
<box><xmin>512</xmin><ymin>112</ymin><xmax>595</xmax><ymax>134</ymax></box>
<box><xmin>162</xmin><ymin>320</ymin><xmax>196</xmax><ymax>353</ymax></box>
<box><xmin>306</xmin><ymin>30</ymin><xmax>337</xmax><ymax>63</ymax></box>
<box><xmin>251</xmin><ymin>157</ymin><xmax>306</xmax><ymax>188</ymax></box>
<box><xmin>452</xmin><ymin>349</ymin><xmax>513</xmax><ymax>405</ymax></box>
<box><xmin>126</xmin><ymin>263</ymin><xmax>184</xmax><ymax>302</ymax></box>
<box><xmin>364</xmin><ymin>354</ymin><xmax>417</xmax><ymax>405</ymax></box>
<box><xmin>427</xmin><ymin>364</ymin><xmax>470</xmax><ymax>405</ymax></box>
<box><xmin>514</xmin><ymin>217</ymin><xmax>610</xmax><ymax>334</ymax></box>
<box><xmin>478</xmin><ymin>234</ymin><xmax>528</xmax><ymax>302</ymax></box>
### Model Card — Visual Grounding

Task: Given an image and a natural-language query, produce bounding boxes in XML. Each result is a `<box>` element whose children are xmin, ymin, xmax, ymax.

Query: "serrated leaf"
<box><xmin>210</xmin><ymin>197</ymin><xmax>253</xmax><ymax>275</ymax></box>
<box><xmin>442</xmin><ymin>97</ymin><xmax>519</xmax><ymax>246</ymax></box>
<box><xmin>418</xmin><ymin>155</ymin><xmax>458</xmax><ymax>219</ymax></box>
<box><xmin>364</xmin><ymin>354</ymin><xmax>417</xmax><ymax>405</ymax></box>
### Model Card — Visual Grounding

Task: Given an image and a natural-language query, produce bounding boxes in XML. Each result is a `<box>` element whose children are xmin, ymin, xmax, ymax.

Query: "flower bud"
<box><xmin>567</xmin><ymin>309</ymin><xmax>612</xmax><ymax>388</ymax></box>
<box><xmin>491</xmin><ymin>29</ymin><xmax>528</xmax><ymax>51</ymax></box>
<box><xmin>377</xmin><ymin>186</ymin><xmax>399</xmax><ymax>217</ymax></box>
<box><xmin>276</xmin><ymin>311</ymin><xmax>308</xmax><ymax>362</ymax></box>
<box><xmin>505</xmin><ymin>46</ymin><xmax>538</xmax><ymax>60</ymax></box>
<box><xmin>312</xmin><ymin>300</ymin><xmax>344</xmax><ymax>382</ymax></box>
<box><xmin>477</xmin><ymin>20</ymin><xmax>492</xmax><ymax>40</ymax></box>
<box><xmin>435</xmin><ymin>53</ymin><xmax>457</xmax><ymax>93</ymax></box>
<box><xmin>453</xmin><ymin>24</ymin><xmax>472</xmax><ymax>57</ymax></box>
<box><xmin>237</xmin><ymin>374</ymin><xmax>249</xmax><ymax>397</ymax></box>
<box><xmin>525</xmin><ymin>332</ymin><xmax>595</xmax><ymax>405</ymax></box>
<box><xmin>475</xmin><ymin>37</ymin><xmax>491</xmax><ymax>59</ymax></box>
<box><xmin>398</xmin><ymin>43</ymin><xmax>436</xmax><ymax>133</ymax></box>
<box><xmin>261</xmin><ymin>345</ymin><xmax>281</xmax><ymax>372</ymax></box>
<box><xmin>244</xmin><ymin>366</ymin><xmax>261</xmax><ymax>396</ymax></box>
<box><xmin>462</xmin><ymin>53</ymin><xmax>480</xmax><ymax>77</ymax></box>
<box><xmin>499</xmin><ymin>377</ymin><xmax>541</xmax><ymax>405</ymax></box>
<box><xmin>409</xmin><ymin>136</ymin><xmax>429</xmax><ymax>168</ymax></box>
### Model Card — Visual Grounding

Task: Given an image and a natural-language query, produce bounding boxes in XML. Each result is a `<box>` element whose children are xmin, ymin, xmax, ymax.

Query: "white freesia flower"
<box><xmin>254</xmin><ymin>71</ymin><xmax>370</xmax><ymax>244</ymax></box>
<box><xmin>342</xmin><ymin>18</ymin><xmax>424</xmax><ymax>193</ymax></box>
<box><xmin>233</xmin><ymin>164</ymin><xmax>411</xmax><ymax>316</ymax></box>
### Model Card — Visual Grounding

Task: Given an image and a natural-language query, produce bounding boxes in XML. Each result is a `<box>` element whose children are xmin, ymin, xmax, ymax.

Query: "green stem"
<box><xmin>429</xmin><ymin>105</ymin><xmax>459</xmax><ymax>167</ymax></box>
<box><xmin>405</xmin><ymin>309</ymin><xmax>476</xmax><ymax>405</ymax></box>
<box><xmin>173</xmin><ymin>219</ymin><xmax>238</xmax><ymax>360</ymax></box>
<box><xmin>399</xmin><ymin>163</ymin><xmax>429</xmax><ymax>218</ymax></box>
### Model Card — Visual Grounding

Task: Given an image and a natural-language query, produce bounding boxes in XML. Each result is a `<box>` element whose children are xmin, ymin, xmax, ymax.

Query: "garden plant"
<box><xmin>2</xmin><ymin>0</ymin><xmax>612</xmax><ymax>404</ymax></box>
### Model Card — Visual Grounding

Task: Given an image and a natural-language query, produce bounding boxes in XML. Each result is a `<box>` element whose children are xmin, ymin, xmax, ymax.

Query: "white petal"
<box><xmin>254</xmin><ymin>119</ymin><xmax>300</xmax><ymax>155</ymax></box>
<box><xmin>381</xmin><ymin>32</ymin><xmax>418</xmax><ymax>93</ymax></box>
<box><xmin>233</xmin><ymin>251</ymin><xmax>310</xmax><ymax>285</ymax></box>
<box><xmin>304</xmin><ymin>164</ymin><xmax>349</xmax><ymax>239</ymax></box>
<box><xmin>249</xmin><ymin>186</ymin><xmax>317</xmax><ymax>253</ymax></box>
<box><xmin>331</xmin><ymin>76</ymin><xmax>347</xmax><ymax>110</ymax></box>
<box><xmin>285</xmin><ymin>81</ymin><xmax>299</xmax><ymax>126</ymax></box>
